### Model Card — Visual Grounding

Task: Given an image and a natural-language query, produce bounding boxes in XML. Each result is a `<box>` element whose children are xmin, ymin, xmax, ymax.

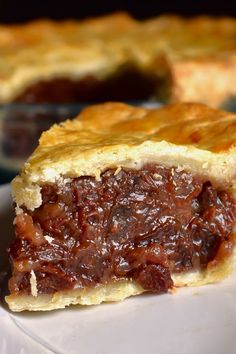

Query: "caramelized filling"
<box><xmin>14</xmin><ymin>69</ymin><xmax>161</xmax><ymax>103</ymax></box>
<box><xmin>9</xmin><ymin>165</ymin><xmax>236</xmax><ymax>296</ymax></box>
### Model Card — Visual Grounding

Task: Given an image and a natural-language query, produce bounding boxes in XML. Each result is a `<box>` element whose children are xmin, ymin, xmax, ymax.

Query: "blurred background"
<box><xmin>0</xmin><ymin>0</ymin><xmax>235</xmax><ymax>184</ymax></box>
<box><xmin>0</xmin><ymin>0</ymin><xmax>235</xmax><ymax>23</ymax></box>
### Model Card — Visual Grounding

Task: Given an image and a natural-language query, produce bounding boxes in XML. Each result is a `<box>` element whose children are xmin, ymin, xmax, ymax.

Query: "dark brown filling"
<box><xmin>9</xmin><ymin>165</ymin><xmax>236</xmax><ymax>296</ymax></box>
<box><xmin>13</xmin><ymin>69</ymin><xmax>162</xmax><ymax>103</ymax></box>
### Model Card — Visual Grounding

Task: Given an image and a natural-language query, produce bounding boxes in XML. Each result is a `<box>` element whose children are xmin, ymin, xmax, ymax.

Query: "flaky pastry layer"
<box><xmin>1</xmin><ymin>13</ymin><xmax>236</xmax><ymax>105</ymax></box>
<box><xmin>12</xmin><ymin>102</ymin><xmax>236</xmax><ymax>211</ymax></box>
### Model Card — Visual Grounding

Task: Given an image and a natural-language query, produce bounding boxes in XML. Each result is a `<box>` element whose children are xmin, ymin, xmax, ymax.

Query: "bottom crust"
<box><xmin>5</xmin><ymin>250</ymin><xmax>235</xmax><ymax>312</ymax></box>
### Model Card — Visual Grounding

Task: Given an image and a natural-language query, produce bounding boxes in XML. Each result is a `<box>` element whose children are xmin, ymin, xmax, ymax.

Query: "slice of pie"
<box><xmin>6</xmin><ymin>102</ymin><xmax>236</xmax><ymax>311</ymax></box>
<box><xmin>0</xmin><ymin>13</ymin><xmax>236</xmax><ymax>106</ymax></box>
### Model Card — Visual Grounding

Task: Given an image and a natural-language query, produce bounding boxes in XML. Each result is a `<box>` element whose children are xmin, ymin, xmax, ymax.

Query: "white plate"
<box><xmin>1</xmin><ymin>184</ymin><xmax>236</xmax><ymax>354</ymax></box>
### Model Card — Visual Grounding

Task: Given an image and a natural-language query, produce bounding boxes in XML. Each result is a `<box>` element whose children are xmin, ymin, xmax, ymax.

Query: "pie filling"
<box><xmin>13</xmin><ymin>69</ymin><xmax>164</xmax><ymax>103</ymax></box>
<box><xmin>9</xmin><ymin>165</ymin><xmax>236</xmax><ymax>296</ymax></box>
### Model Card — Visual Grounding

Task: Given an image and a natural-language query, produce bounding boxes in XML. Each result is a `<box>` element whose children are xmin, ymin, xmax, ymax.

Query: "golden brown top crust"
<box><xmin>12</xmin><ymin>102</ymin><xmax>236</xmax><ymax>212</ymax></box>
<box><xmin>2</xmin><ymin>14</ymin><xmax>235</xmax><ymax>56</ymax></box>
<box><xmin>1</xmin><ymin>13</ymin><xmax>236</xmax><ymax>103</ymax></box>
<box><xmin>40</xmin><ymin>102</ymin><xmax>236</xmax><ymax>153</ymax></box>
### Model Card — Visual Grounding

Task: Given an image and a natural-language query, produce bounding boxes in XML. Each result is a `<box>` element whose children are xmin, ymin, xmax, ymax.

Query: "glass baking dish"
<box><xmin>0</xmin><ymin>104</ymin><xmax>88</xmax><ymax>184</ymax></box>
<box><xmin>0</xmin><ymin>99</ymin><xmax>235</xmax><ymax>184</ymax></box>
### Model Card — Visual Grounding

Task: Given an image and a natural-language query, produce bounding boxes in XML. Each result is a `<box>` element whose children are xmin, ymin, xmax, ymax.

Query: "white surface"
<box><xmin>0</xmin><ymin>184</ymin><xmax>236</xmax><ymax>354</ymax></box>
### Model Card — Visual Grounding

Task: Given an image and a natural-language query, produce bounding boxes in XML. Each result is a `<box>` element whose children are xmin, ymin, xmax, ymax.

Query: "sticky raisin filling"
<box><xmin>8</xmin><ymin>165</ymin><xmax>236</xmax><ymax>296</ymax></box>
<box><xmin>13</xmin><ymin>69</ymin><xmax>162</xmax><ymax>103</ymax></box>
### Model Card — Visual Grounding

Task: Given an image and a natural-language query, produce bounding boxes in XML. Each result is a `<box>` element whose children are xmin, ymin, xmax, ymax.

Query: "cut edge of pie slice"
<box><xmin>6</xmin><ymin>102</ymin><xmax>236</xmax><ymax>311</ymax></box>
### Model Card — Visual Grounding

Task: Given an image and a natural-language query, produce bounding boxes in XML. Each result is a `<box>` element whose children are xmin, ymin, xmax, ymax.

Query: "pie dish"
<box><xmin>5</xmin><ymin>102</ymin><xmax>236</xmax><ymax>311</ymax></box>
<box><xmin>0</xmin><ymin>13</ymin><xmax>236</xmax><ymax>106</ymax></box>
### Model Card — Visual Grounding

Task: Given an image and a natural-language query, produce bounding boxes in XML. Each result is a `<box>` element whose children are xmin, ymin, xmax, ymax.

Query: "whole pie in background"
<box><xmin>0</xmin><ymin>13</ymin><xmax>236</xmax><ymax>107</ymax></box>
